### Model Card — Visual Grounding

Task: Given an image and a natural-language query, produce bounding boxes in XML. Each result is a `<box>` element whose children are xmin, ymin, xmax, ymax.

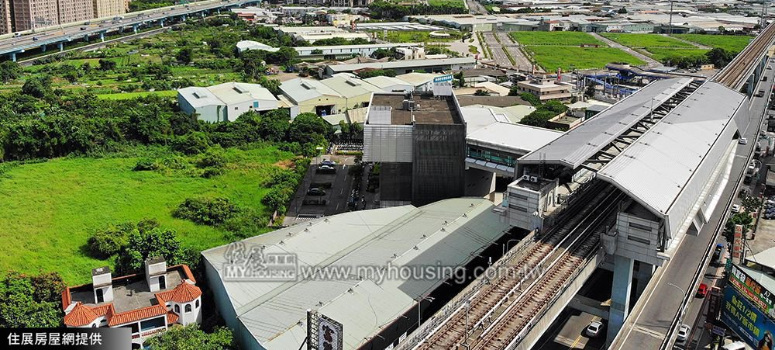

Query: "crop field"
<box><xmin>673</xmin><ymin>34</ymin><xmax>753</xmax><ymax>53</ymax></box>
<box><xmin>600</xmin><ymin>33</ymin><xmax>694</xmax><ymax>49</ymax></box>
<box><xmin>509</xmin><ymin>31</ymin><xmax>604</xmax><ymax>46</ymax></box>
<box><xmin>523</xmin><ymin>46</ymin><xmax>644</xmax><ymax>71</ymax></box>
<box><xmin>96</xmin><ymin>90</ymin><xmax>177</xmax><ymax>100</ymax></box>
<box><xmin>644</xmin><ymin>48</ymin><xmax>710</xmax><ymax>62</ymax></box>
<box><xmin>0</xmin><ymin>145</ymin><xmax>293</xmax><ymax>284</ymax></box>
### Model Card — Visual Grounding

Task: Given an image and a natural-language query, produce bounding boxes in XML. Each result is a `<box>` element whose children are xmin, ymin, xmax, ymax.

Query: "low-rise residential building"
<box><xmin>61</xmin><ymin>258</ymin><xmax>202</xmax><ymax>348</ymax></box>
<box><xmin>178</xmin><ymin>82</ymin><xmax>279</xmax><ymax>123</ymax></box>
<box><xmin>515</xmin><ymin>77</ymin><xmax>573</xmax><ymax>102</ymax></box>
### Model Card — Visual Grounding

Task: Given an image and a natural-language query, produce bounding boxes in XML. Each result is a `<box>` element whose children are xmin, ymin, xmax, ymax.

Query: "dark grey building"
<box><xmin>364</xmin><ymin>92</ymin><xmax>466</xmax><ymax>206</ymax></box>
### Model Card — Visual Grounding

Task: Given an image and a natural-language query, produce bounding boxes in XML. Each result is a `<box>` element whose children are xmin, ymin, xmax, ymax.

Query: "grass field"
<box><xmin>427</xmin><ymin>0</ymin><xmax>465</xmax><ymax>7</ymax></box>
<box><xmin>96</xmin><ymin>90</ymin><xmax>178</xmax><ymax>100</ymax></box>
<box><xmin>509</xmin><ymin>31</ymin><xmax>604</xmax><ymax>46</ymax></box>
<box><xmin>600</xmin><ymin>33</ymin><xmax>694</xmax><ymax>49</ymax></box>
<box><xmin>372</xmin><ymin>30</ymin><xmax>462</xmax><ymax>43</ymax></box>
<box><xmin>0</xmin><ymin>145</ymin><xmax>294</xmax><ymax>284</ymax></box>
<box><xmin>523</xmin><ymin>46</ymin><xmax>644</xmax><ymax>71</ymax></box>
<box><xmin>673</xmin><ymin>34</ymin><xmax>753</xmax><ymax>53</ymax></box>
<box><xmin>644</xmin><ymin>48</ymin><xmax>710</xmax><ymax>62</ymax></box>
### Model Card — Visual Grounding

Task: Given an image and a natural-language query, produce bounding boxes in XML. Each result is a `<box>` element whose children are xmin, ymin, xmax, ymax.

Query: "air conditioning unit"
<box><xmin>522</xmin><ymin>174</ymin><xmax>531</xmax><ymax>181</ymax></box>
<box><xmin>530</xmin><ymin>176</ymin><xmax>539</xmax><ymax>183</ymax></box>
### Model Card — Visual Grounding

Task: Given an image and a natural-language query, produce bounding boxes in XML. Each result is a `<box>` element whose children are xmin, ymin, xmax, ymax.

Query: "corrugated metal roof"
<box><xmin>178</xmin><ymin>86</ymin><xmax>221</xmax><ymax>109</ymax></box>
<box><xmin>520</xmin><ymin>78</ymin><xmax>695</xmax><ymax>168</ymax></box>
<box><xmin>280</xmin><ymin>78</ymin><xmax>343</xmax><ymax>104</ymax></box>
<box><xmin>467</xmin><ymin>122</ymin><xmax>562</xmax><ymax>155</ymax></box>
<box><xmin>320</xmin><ymin>74</ymin><xmax>383</xmax><ymax>99</ymax></box>
<box><xmin>201</xmin><ymin>198</ymin><xmax>510</xmax><ymax>350</ymax></box>
<box><xmin>597</xmin><ymin>82</ymin><xmax>744</xmax><ymax>215</ymax></box>
<box><xmin>327</xmin><ymin>57</ymin><xmax>476</xmax><ymax>73</ymax></box>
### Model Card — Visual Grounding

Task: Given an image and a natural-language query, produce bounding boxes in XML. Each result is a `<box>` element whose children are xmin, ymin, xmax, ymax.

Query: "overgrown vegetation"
<box><xmin>0</xmin><ymin>272</ymin><xmax>65</xmax><ymax>328</ymax></box>
<box><xmin>368</xmin><ymin>0</ymin><xmax>466</xmax><ymax>20</ymax></box>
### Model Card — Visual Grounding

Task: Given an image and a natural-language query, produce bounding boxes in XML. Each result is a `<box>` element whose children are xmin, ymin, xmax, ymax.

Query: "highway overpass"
<box><xmin>0</xmin><ymin>0</ymin><xmax>260</xmax><ymax>61</ymax></box>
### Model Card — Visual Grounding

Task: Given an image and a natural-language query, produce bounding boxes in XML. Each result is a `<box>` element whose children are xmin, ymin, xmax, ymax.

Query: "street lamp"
<box><xmin>502</xmin><ymin>238</ymin><xmax>520</xmax><ymax>256</ymax></box>
<box><xmin>416</xmin><ymin>295</ymin><xmax>435</xmax><ymax>326</ymax></box>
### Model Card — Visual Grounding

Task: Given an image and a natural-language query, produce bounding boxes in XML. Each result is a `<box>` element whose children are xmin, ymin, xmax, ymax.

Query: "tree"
<box><xmin>173</xmin><ymin>132</ymin><xmax>211</xmax><ymax>155</ymax></box>
<box><xmin>257</xmin><ymin>75</ymin><xmax>281</xmax><ymax>96</ymax></box>
<box><xmin>287</xmin><ymin>112</ymin><xmax>333</xmax><ymax>146</ymax></box>
<box><xmin>455</xmin><ymin>71</ymin><xmax>465</xmax><ymax>88</ymax></box>
<box><xmin>741</xmin><ymin>195</ymin><xmax>762</xmax><ymax>214</ymax></box>
<box><xmin>0</xmin><ymin>61</ymin><xmax>22</xmax><ymax>83</ymax></box>
<box><xmin>706</xmin><ymin>48</ymin><xmax>735</xmax><ymax>68</ymax></box>
<box><xmin>98</xmin><ymin>58</ymin><xmax>116</xmax><ymax>71</ymax></box>
<box><xmin>474</xmin><ymin>89</ymin><xmax>490</xmax><ymax>96</ymax></box>
<box><xmin>258</xmin><ymin>108</ymin><xmax>291</xmax><ymax>142</ymax></box>
<box><xmin>177</xmin><ymin>47</ymin><xmax>194</xmax><ymax>64</ymax></box>
<box><xmin>718</xmin><ymin>26</ymin><xmax>726</xmax><ymax>34</ymax></box>
<box><xmin>724</xmin><ymin>212</ymin><xmax>753</xmax><ymax>241</ymax></box>
<box><xmin>21</xmin><ymin>75</ymin><xmax>52</xmax><ymax>98</ymax></box>
<box><xmin>115</xmin><ymin>227</ymin><xmax>188</xmax><ymax>275</ymax></box>
<box><xmin>585</xmin><ymin>81</ymin><xmax>597</xmax><ymax>98</ymax></box>
<box><xmin>520</xmin><ymin>92</ymin><xmax>541</xmax><ymax>106</ymax></box>
<box><xmin>144</xmin><ymin>324</ymin><xmax>233</xmax><ymax>350</ymax></box>
<box><xmin>371</xmin><ymin>48</ymin><xmax>394</xmax><ymax>59</ymax></box>
<box><xmin>0</xmin><ymin>272</ymin><xmax>63</xmax><ymax>328</ymax></box>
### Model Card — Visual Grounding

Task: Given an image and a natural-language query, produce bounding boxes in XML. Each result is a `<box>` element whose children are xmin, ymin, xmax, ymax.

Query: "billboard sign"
<box><xmin>308</xmin><ymin>310</ymin><xmax>344</xmax><ymax>350</ymax></box>
<box><xmin>733</xmin><ymin>225</ymin><xmax>743</xmax><ymax>261</ymax></box>
<box><xmin>721</xmin><ymin>286</ymin><xmax>775</xmax><ymax>349</ymax></box>
<box><xmin>433</xmin><ymin>74</ymin><xmax>454</xmax><ymax>97</ymax></box>
<box><xmin>729</xmin><ymin>264</ymin><xmax>775</xmax><ymax>319</ymax></box>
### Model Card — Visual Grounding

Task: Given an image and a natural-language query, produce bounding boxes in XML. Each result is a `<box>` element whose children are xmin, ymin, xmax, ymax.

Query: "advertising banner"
<box><xmin>721</xmin><ymin>286</ymin><xmax>775</xmax><ymax>349</ymax></box>
<box><xmin>729</xmin><ymin>264</ymin><xmax>775</xmax><ymax>319</ymax></box>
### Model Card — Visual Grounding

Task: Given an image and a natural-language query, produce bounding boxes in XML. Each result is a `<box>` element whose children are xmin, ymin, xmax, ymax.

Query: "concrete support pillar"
<box><xmin>133</xmin><ymin>24</ymin><xmax>139</xmax><ymax>34</ymax></box>
<box><xmin>9</xmin><ymin>52</ymin><xmax>16</xmax><ymax>62</ymax></box>
<box><xmin>748</xmin><ymin>74</ymin><xmax>756</xmax><ymax>96</ymax></box>
<box><xmin>41</xmin><ymin>45</ymin><xmax>46</xmax><ymax>52</ymax></box>
<box><xmin>634</xmin><ymin>262</ymin><xmax>654</xmax><ymax>300</ymax></box>
<box><xmin>99</xmin><ymin>32</ymin><xmax>105</xmax><ymax>42</ymax></box>
<box><xmin>607</xmin><ymin>254</ymin><xmax>634</xmax><ymax>344</ymax></box>
<box><xmin>58</xmin><ymin>42</ymin><xmax>64</xmax><ymax>52</ymax></box>
<box><xmin>160</xmin><ymin>19</ymin><xmax>165</xmax><ymax>28</ymax></box>
<box><xmin>84</xmin><ymin>34</ymin><xmax>89</xmax><ymax>42</ymax></box>
<box><xmin>182</xmin><ymin>15</ymin><xmax>187</xmax><ymax>21</ymax></box>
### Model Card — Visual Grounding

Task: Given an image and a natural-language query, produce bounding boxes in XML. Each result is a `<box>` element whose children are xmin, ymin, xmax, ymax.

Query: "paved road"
<box><xmin>612</xmin><ymin>60</ymin><xmax>775</xmax><ymax>349</ymax></box>
<box><xmin>481</xmin><ymin>31</ymin><xmax>512</xmax><ymax>69</ymax></box>
<box><xmin>0</xmin><ymin>0</ymin><xmax>248</xmax><ymax>55</ymax></box>
<box><xmin>466</xmin><ymin>0</ymin><xmax>488</xmax><ymax>15</ymax></box>
<box><xmin>495</xmin><ymin>31</ymin><xmax>538</xmax><ymax>73</ymax></box>
<box><xmin>589</xmin><ymin>32</ymin><xmax>662</xmax><ymax>68</ymax></box>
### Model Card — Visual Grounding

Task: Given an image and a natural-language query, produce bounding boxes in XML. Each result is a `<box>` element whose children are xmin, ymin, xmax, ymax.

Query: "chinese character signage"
<box><xmin>308</xmin><ymin>310</ymin><xmax>343</xmax><ymax>350</ymax></box>
<box><xmin>721</xmin><ymin>286</ymin><xmax>775</xmax><ymax>349</ymax></box>
<box><xmin>432</xmin><ymin>75</ymin><xmax>453</xmax><ymax>97</ymax></box>
<box><xmin>2</xmin><ymin>328</ymin><xmax>130</xmax><ymax>349</ymax></box>
<box><xmin>728</xmin><ymin>264</ymin><xmax>775</xmax><ymax>319</ymax></box>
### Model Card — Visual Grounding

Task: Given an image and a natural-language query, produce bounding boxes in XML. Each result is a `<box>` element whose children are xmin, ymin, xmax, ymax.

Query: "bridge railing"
<box><xmin>395</xmin><ymin>229</ymin><xmax>538</xmax><ymax>350</ymax></box>
<box><xmin>656</xmin><ymin>88</ymin><xmax>769</xmax><ymax>350</ymax></box>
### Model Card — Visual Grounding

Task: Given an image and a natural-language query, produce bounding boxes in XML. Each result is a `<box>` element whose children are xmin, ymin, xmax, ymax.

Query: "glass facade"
<box><xmin>467</xmin><ymin>146</ymin><xmax>517</xmax><ymax>167</ymax></box>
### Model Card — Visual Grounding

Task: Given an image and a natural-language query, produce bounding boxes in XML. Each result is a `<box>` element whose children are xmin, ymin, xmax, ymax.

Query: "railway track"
<box><xmin>415</xmin><ymin>182</ymin><xmax>618</xmax><ymax>349</ymax></box>
<box><xmin>715</xmin><ymin>22</ymin><xmax>775</xmax><ymax>89</ymax></box>
<box><xmin>473</xmin><ymin>191</ymin><xmax>625</xmax><ymax>350</ymax></box>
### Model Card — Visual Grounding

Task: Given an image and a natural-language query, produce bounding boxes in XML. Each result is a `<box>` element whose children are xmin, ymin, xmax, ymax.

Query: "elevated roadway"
<box><xmin>0</xmin><ymin>0</ymin><xmax>258</xmax><ymax>61</ymax></box>
<box><xmin>610</xmin><ymin>24</ymin><xmax>775</xmax><ymax>350</ymax></box>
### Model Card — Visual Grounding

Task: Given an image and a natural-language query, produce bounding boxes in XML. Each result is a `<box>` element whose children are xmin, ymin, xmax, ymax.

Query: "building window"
<box><xmin>95</xmin><ymin>288</ymin><xmax>104</xmax><ymax>303</ymax></box>
<box><xmin>174</xmin><ymin>305</ymin><xmax>180</xmax><ymax>314</ymax></box>
<box><xmin>509</xmin><ymin>204</ymin><xmax>528</xmax><ymax>212</ymax></box>
<box><xmin>195</xmin><ymin>300</ymin><xmax>200</xmax><ymax>309</ymax></box>
<box><xmin>185</xmin><ymin>304</ymin><xmax>192</xmax><ymax>313</ymax></box>
<box><xmin>627</xmin><ymin>235</ymin><xmax>650</xmax><ymax>245</ymax></box>
<box><xmin>628</xmin><ymin>222</ymin><xmax>652</xmax><ymax>231</ymax></box>
<box><xmin>140</xmin><ymin>317</ymin><xmax>166</xmax><ymax>332</ymax></box>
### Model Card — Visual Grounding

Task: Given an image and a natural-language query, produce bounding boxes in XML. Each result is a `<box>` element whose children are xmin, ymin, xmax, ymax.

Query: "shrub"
<box><xmin>87</xmin><ymin>222</ymin><xmax>134</xmax><ymax>259</ymax></box>
<box><xmin>133</xmin><ymin>158</ymin><xmax>159</xmax><ymax>171</ymax></box>
<box><xmin>173</xmin><ymin>132</ymin><xmax>211</xmax><ymax>155</ymax></box>
<box><xmin>173</xmin><ymin>197</ymin><xmax>241</xmax><ymax>226</ymax></box>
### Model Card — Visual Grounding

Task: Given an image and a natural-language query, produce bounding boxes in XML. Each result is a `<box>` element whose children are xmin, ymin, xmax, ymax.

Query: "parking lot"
<box><xmin>282</xmin><ymin>155</ymin><xmax>359</xmax><ymax>226</ymax></box>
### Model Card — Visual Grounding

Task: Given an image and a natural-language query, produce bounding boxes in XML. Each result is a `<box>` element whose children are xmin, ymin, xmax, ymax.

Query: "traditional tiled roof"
<box><xmin>63</xmin><ymin>303</ymin><xmax>98</xmax><ymax>327</ymax></box>
<box><xmin>156</xmin><ymin>282</ymin><xmax>201</xmax><ymax>304</ymax></box>
<box><xmin>181</xmin><ymin>265</ymin><xmax>196</xmax><ymax>283</ymax></box>
<box><xmin>108</xmin><ymin>304</ymin><xmax>167</xmax><ymax>327</ymax></box>
<box><xmin>166</xmin><ymin>312</ymin><xmax>179</xmax><ymax>324</ymax></box>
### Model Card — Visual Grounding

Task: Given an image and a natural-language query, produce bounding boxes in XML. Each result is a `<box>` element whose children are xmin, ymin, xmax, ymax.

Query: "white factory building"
<box><xmin>177</xmin><ymin>82</ymin><xmax>279</xmax><ymax>123</ymax></box>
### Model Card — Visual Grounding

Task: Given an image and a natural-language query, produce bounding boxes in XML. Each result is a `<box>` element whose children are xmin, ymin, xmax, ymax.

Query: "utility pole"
<box><xmin>668</xmin><ymin>0</ymin><xmax>673</xmax><ymax>35</ymax></box>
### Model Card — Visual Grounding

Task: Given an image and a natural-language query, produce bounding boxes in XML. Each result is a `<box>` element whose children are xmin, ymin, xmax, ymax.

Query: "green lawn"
<box><xmin>509</xmin><ymin>31</ymin><xmax>604</xmax><ymax>46</ymax></box>
<box><xmin>523</xmin><ymin>46</ymin><xmax>644</xmax><ymax>71</ymax></box>
<box><xmin>0</xmin><ymin>145</ymin><xmax>294</xmax><ymax>284</ymax></box>
<box><xmin>644</xmin><ymin>48</ymin><xmax>710</xmax><ymax>62</ymax></box>
<box><xmin>96</xmin><ymin>90</ymin><xmax>178</xmax><ymax>100</ymax></box>
<box><xmin>427</xmin><ymin>0</ymin><xmax>465</xmax><ymax>8</ymax></box>
<box><xmin>673</xmin><ymin>34</ymin><xmax>753</xmax><ymax>52</ymax></box>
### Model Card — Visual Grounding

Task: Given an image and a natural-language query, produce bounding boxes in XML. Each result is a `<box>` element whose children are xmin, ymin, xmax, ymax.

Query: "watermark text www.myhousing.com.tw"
<box><xmin>221</xmin><ymin>242</ymin><xmax>547</xmax><ymax>284</ymax></box>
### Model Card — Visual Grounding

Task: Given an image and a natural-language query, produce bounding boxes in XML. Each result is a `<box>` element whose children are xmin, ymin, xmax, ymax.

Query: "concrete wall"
<box><xmin>411</xmin><ymin>123</ymin><xmax>466</xmax><ymax>205</ymax></box>
<box><xmin>615</xmin><ymin>212</ymin><xmax>663</xmax><ymax>267</ymax></box>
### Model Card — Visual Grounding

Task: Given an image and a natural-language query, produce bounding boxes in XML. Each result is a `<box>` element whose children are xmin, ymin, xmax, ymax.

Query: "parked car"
<box><xmin>731</xmin><ymin>204</ymin><xmax>741</xmax><ymax>213</ymax></box>
<box><xmin>696</xmin><ymin>283</ymin><xmax>708</xmax><ymax>298</ymax></box>
<box><xmin>321</xmin><ymin>160</ymin><xmax>336</xmax><ymax>167</ymax></box>
<box><xmin>585</xmin><ymin>321</ymin><xmax>604</xmax><ymax>338</ymax></box>
<box><xmin>307</xmin><ymin>188</ymin><xmax>326</xmax><ymax>196</ymax></box>
<box><xmin>317</xmin><ymin>165</ymin><xmax>336</xmax><ymax>174</ymax></box>
<box><xmin>739</xmin><ymin>138</ymin><xmax>748</xmax><ymax>145</ymax></box>
<box><xmin>676</xmin><ymin>324</ymin><xmax>690</xmax><ymax>345</ymax></box>
<box><xmin>712</xmin><ymin>244</ymin><xmax>724</xmax><ymax>264</ymax></box>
